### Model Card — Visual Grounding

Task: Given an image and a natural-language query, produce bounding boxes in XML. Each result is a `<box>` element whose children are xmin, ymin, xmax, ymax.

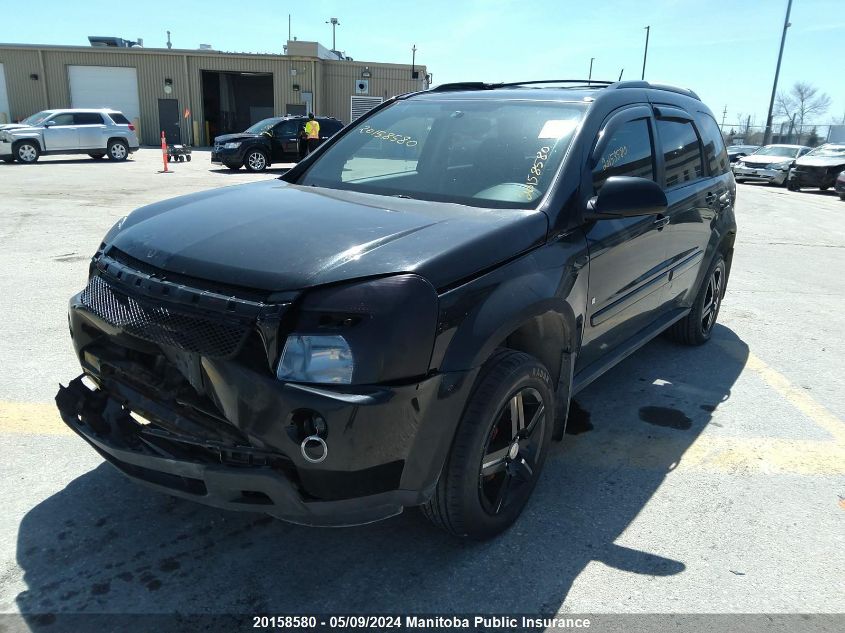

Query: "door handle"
<box><xmin>653</xmin><ymin>215</ymin><xmax>670</xmax><ymax>230</ymax></box>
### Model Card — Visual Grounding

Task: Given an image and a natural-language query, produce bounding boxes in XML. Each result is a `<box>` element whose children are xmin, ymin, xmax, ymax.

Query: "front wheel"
<box><xmin>14</xmin><ymin>141</ymin><xmax>40</xmax><ymax>164</ymax></box>
<box><xmin>666</xmin><ymin>253</ymin><xmax>726</xmax><ymax>346</ymax></box>
<box><xmin>244</xmin><ymin>149</ymin><xmax>268</xmax><ymax>172</ymax></box>
<box><xmin>787</xmin><ymin>180</ymin><xmax>800</xmax><ymax>191</ymax></box>
<box><xmin>107</xmin><ymin>139</ymin><xmax>129</xmax><ymax>161</ymax></box>
<box><xmin>421</xmin><ymin>350</ymin><xmax>554</xmax><ymax>540</ymax></box>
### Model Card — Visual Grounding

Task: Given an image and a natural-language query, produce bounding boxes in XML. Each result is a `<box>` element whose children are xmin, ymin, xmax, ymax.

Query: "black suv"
<box><xmin>58</xmin><ymin>80</ymin><xmax>736</xmax><ymax>539</ymax></box>
<box><xmin>211</xmin><ymin>115</ymin><xmax>343</xmax><ymax>171</ymax></box>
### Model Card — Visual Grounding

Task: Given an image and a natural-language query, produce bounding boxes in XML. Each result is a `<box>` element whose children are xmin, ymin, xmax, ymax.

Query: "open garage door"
<box><xmin>68</xmin><ymin>66</ymin><xmax>140</xmax><ymax>123</ymax></box>
<box><xmin>0</xmin><ymin>64</ymin><xmax>10</xmax><ymax>124</ymax></box>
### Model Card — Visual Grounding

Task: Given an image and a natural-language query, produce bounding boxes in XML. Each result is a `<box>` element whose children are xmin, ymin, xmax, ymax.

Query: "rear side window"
<box><xmin>320</xmin><ymin>120</ymin><xmax>343</xmax><ymax>136</ymax></box>
<box><xmin>74</xmin><ymin>112</ymin><xmax>105</xmax><ymax>125</ymax></box>
<box><xmin>658</xmin><ymin>119</ymin><xmax>704</xmax><ymax>187</ymax></box>
<box><xmin>696</xmin><ymin>114</ymin><xmax>729</xmax><ymax>175</ymax></box>
<box><xmin>593</xmin><ymin>118</ymin><xmax>655</xmax><ymax>192</ymax></box>
<box><xmin>108</xmin><ymin>112</ymin><xmax>130</xmax><ymax>124</ymax></box>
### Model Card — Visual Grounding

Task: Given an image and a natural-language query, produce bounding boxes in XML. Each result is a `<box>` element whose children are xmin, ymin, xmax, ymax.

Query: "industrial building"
<box><xmin>0</xmin><ymin>39</ymin><xmax>428</xmax><ymax>145</ymax></box>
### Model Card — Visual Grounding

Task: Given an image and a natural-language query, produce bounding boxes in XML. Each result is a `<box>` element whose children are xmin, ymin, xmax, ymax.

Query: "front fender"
<box><xmin>431</xmin><ymin>230</ymin><xmax>589</xmax><ymax>375</ymax></box>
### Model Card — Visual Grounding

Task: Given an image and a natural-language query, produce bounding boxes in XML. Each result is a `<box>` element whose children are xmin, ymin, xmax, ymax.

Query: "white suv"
<box><xmin>0</xmin><ymin>109</ymin><xmax>140</xmax><ymax>164</ymax></box>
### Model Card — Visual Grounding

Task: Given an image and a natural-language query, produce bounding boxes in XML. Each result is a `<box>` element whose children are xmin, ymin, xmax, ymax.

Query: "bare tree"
<box><xmin>775</xmin><ymin>81</ymin><xmax>832</xmax><ymax>130</ymax></box>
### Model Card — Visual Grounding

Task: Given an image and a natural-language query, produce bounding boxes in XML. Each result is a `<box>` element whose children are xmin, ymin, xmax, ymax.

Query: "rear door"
<box><xmin>42</xmin><ymin>113</ymin><xmax>78</xmax><ymax>151</ymax></box>
<box><xmin>74</xmin><ymin>112</ymin><xmax>107</xmax><ymax>149</ymax></box>
<box><xmin>577</xmin><ymin>106</ymin><xmax>672</xmax><ymax>371</ymax></box>
<box><xmin>652</xmin><ymin>107</ymin><xmax>718</xmax><ymax>309</ymax></box>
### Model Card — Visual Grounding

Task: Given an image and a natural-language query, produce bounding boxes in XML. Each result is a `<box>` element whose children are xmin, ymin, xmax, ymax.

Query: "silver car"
<box><xmin>732</xmin><ymin>144</ymin><xmax>811</xmax><ymax>186</ymax></box>
<box><xmin>0</xmin><ymin>109</ymin><xmax>140</xmax><ymax>164</ymax></box>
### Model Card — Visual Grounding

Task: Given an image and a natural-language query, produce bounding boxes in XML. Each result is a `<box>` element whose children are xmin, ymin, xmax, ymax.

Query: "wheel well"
<box><xmin>107</xmin><ymin>137</ymin><xmax>128</xmax><ymax>147</ymax></box>
<box><xmin>499</xmin><ymin>312</ymin><xmax>572</xmax><ymax>391</ymax></box>
<box><xmin>13</xmin><ymin>138</ymin><xmax>42</xmax><ymax>151</ymax></box>
<box><xmin>718</xmin><ymin>231</ymin><xmax>736</xmax><ymax>290</ymax></box>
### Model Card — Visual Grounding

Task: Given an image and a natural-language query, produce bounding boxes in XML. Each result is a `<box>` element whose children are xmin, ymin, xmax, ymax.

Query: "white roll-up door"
<box><xmin>68</xmin><ymin>65</ymin><xmax>140</xmax><ymax>122</ymax></box>
<box><xmin>0</xmin><ymin>64</ymin><xmax>10</xmax><ymax>124</ymax></box>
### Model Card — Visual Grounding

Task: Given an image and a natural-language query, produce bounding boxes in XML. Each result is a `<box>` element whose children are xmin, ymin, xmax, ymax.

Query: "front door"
<box><xmin>158</xmin><ymin>99</ymin><xmax>181</xmax><ymax>144</ymax></box>
<box><xmin>576</xmin><ymin>107</ymin><xmax>672</xmax><ymax>372</ymax></box>
<box><xmin>271</xmin><ymin>120</ymin><xmax>300</xmax><ymax>160</ymax></box>
<box><xmin>42</xmin><ymin>113</ymin><xmax>78</xmax><ymax>151</ymax></box>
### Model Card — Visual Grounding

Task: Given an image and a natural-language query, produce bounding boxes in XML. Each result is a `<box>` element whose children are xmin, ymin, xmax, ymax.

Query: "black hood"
<box><xmin>213</xmin><ymin>133</ymin><xmax>267</xmax><ymax>144</ymax></box>
<box><xmin>109</xmin><ymin>181</ymin><xmax>548</xmax><ymax>292</ymax></box>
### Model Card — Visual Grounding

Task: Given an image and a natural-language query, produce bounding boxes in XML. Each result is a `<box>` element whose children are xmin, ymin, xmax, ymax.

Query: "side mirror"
<box><xmin>586</xmin><ymin>176</ymin><xmax>668</xmax><ymax>219</ymax></box>
<box><xmin>43</xmin><ymin>120</ymin><xmax>56</xmax><ymax>127</ymax></box>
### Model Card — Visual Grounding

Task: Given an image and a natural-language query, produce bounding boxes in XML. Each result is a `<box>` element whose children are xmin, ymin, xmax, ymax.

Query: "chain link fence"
<box><xmin>718</xmin><ymin>122</ymin><xmax>845</xmax><ymax>147</ymax></box>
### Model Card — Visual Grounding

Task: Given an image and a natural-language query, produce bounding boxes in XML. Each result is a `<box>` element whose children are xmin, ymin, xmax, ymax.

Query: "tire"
<box><xmin>666</xmin><ymin>253</ymin><xmax>726</xmax><ymax>346</ymax></box>
<box><xmin>820</xmin><ymin>186</ymin><xmax>829</xmax><ymax>191</ymax></box>
<box><xmin>421</xmin><ymin>350</ymin><xmax>555</xmax><ymax>540</ymax></box>
<box><xmin>244</xmin><ymin>149</ymin><xmax>268</xmax><ymax>172</ymax></box>
<box><xmin>787</xmin><ymin>181</ymin><xmax>800</xmax><ymax>191</ymax></box>
<box><xmin>839</xmin><ymin>194</ymin><xmax>845</xmax><ymax>201</ymax></box>
<box><xmin>88</xmin><ymin>153</ymin><xmax>105</xmax><ymax>160</ymax></box>
<box><xmin>13</xmin><ymin>141</ymin><xmax>40</xmax><ymax>164</ymax></box>
<box><xmin>186</xmin><ymin>155</ymin><xmax>192</xmax><ymax>162</ymax></box>
<box><xmin>107</xmin><ymin>139</ymin><xmax>129</xmax><ymax>161</ymax></box>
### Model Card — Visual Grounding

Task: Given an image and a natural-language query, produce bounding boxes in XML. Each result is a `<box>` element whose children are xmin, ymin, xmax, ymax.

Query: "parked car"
<box><xmin>727</xmin><ymin>144</ymin><xmax>759</xmax><ymax>163</ymax></box>
<box><xmin>57</xmin><ymin>80</ymin><xmax>736</xmax><ymax>539</ymax></box>
<box><xmin>732</xmin><ymin>144</ymin><xmax>811</xmax><ymax>186</ymax></box>
<box><xmin>787</xmin><ymin>143</ymin><xmax>845</xmax><ymax>191</ymax></box>
<box><xmin>211</xmin><ymin>115</ymin><xmax>343</xmax><ymax>172</ymax></box>
<box><xmin>0</xmin><ymin>109</ymin><xmax>139</xmax><ymax>164</ymax></box>
<box><xmin>835</xmin><ymin>170</ymin><xmax>845</xmax><ymax>201</ymax></box>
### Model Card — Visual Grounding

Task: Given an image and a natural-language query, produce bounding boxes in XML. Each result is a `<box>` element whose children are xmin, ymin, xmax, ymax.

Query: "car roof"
<box><xmin>43</xmin><ymin>108</ymin><xmax>124</xmax><ymax>113</ymax></box>
<box><xmin>761</xmin><ymin>144</ymin><xmax>810</xmax><ymax>149</ymax></box>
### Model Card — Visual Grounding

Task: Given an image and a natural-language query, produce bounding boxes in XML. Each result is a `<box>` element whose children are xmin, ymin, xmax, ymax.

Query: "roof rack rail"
<box><xmin>609</xmin><ymin>80</ymin><xmax>701</xmax><ymax>101</ymax></box>
<box><xmin>499</xmin><ymin>79</ymin><xmax>615</xmax><ymax>88</ymax></box>
<box><xmin>430</xmin><ymin>82</ymin><xmax>504</xmax><ymax>92</ymax></box>
<box><xmin>431</xmin><ymin>79</ymin><xmax>613</xmax><ymax>92</ymax></box>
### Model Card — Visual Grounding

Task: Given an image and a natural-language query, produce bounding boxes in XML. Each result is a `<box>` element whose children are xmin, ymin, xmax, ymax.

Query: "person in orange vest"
<box><xmin>305</xmin><ymin>113</ymin><xmax>321</xmax><ymax>155</ymax></box>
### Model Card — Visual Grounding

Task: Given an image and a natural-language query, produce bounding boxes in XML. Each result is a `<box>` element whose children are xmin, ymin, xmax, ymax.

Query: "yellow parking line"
<box><xmin>0</xmin><ymin>402</ymin><xmax>71</xmax><ymax>435</ymax></box>
<box><xmin>716</xmin><ymin>340</ymin><xmax>845</xmax><ymax>444</ymax></box>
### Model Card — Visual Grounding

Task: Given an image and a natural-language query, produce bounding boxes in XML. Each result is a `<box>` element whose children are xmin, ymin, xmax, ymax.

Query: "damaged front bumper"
<box><xmin>59</xmin><ymin>278</ymin><xmax>476</xmax><ymax>527</ymax></box>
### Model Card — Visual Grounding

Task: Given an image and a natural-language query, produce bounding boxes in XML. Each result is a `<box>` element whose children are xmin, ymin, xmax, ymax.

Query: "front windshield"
<box><xmin>298</xmin><ymin>99</ymin><xmax>586</xmax><ymax>209</ymax></box>
<box><xmin>244</xmin><ymin>118</ymin><xmax>281</xmax><ymax>135</ymax></box>
<box><xmin>20</xmin><ymin>111</ymin><xmax>52</xmax><ymax>126</ymax></box>
<box><xmin>751</xmin><ymin>146</ymin><xmax>797</xmax><ymax>157</ymax></box>
<box><xmin>806</xmin><ymin>144</ymin><xmax>845</xmax><ymax>158</ymax></box>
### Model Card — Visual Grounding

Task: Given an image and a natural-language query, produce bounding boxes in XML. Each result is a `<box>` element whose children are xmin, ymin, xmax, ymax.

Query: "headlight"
<box><xmin>277</xmin><ymin>335</ymin><xmax>354</xmax><ymax>384</ymax></box>
<box><xmin>275</xmin><ymin>274</ymin><xmax>438</xmax><ymax>385</ymax></box>
<box><xmin>223</xmin><ymin>142</ymin><xmax>241</xmax><ymax>149</ymax></box>
<box><xmin>734</xmin><ymin>161</ymin><xmax>744</xmax><ymax>168</ymax></box>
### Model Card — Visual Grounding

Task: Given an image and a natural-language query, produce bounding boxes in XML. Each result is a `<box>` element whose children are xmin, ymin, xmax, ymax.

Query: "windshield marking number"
<box><xmin>359</xmin><ymin>125</ymin><xmax>418</xmax><ymax>147</ymax></box>
<box><xmin>523</xmin><ymin>146</ymin><xmax>551</xmax><ymax>199</ymax></box>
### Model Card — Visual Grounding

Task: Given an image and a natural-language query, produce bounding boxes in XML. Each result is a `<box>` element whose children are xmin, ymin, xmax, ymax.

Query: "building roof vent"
<box><xmin>88</xmin><ymin>36</ymin><xmax>139</xmax><ymax>48</ymax></box>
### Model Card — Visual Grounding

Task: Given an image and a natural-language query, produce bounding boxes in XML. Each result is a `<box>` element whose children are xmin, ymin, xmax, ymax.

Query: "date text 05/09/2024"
<box><xmin>252</xmin><ymin>615</ymin><xmax>592</xmax><ymax>629</ymax></box>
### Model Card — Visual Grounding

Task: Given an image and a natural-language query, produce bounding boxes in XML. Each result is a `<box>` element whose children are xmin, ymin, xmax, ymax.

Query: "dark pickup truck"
<box><xmin>211</xmin><ymin>115</ymin><xmax>343</xmax><ymax>172</ymax></box>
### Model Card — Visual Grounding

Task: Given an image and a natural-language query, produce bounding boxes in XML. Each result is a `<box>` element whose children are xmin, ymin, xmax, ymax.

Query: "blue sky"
<box><xmin>4</xmin><ymin>0</ymin><xmax>843</xmax><ymax>129</ymax></box>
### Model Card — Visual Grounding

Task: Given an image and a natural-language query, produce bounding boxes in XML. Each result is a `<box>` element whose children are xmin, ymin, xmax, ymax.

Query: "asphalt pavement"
<box><xmin>0</xmin><ymin>150</ymin><xmax>843</xmax><ymax>627</ymax></box>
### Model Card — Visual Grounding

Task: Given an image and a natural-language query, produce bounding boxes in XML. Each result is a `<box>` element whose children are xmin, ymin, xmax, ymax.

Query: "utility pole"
<box><xmin>166</xmin><ymin>30</ymin><xmax>172</xmax><ymax>50</ymax></box>
<box><xmin>763</xmin><ymin>0</ymin><xmax>793</xmax><ymax>146</ymax></box>
<box><xmin>721</xmin><ymin>105</ymin><xmax>728</xmax><ymax>129</ymax></box>
<box><xmin>326</xmin><ymin>17</ymin><xmax>340</xmax><ymax>52</ymax></box>
<box><xmin>588</xmin><ymin>57</ymin><xmax>594</xmax><ymax>85</ymax></box>
<box><xmin>288</xmin><ymin>14</ymin><xmax>291</xmax><ymax>42</ymax></box>
<box><xmin>641</xmin><ymin>26</ymin><xmax>650</xmax><ymax>80</ymax></box>
<box><xmin>412</xmin><ymin>44</ymin><xmax>417</xmax><ymax>78</ymax></box>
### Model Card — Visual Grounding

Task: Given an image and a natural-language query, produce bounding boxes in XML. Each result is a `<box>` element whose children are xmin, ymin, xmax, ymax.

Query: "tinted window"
<box><xmin>319</xmin><ymin>120</ymin><xmax>343</xmax><ymax>136</ymax></box>
<box><xmin>696</xmin><ymin>114</ymin><xmax>729</xmax><ymax>175</ymax></box>
<box><xmin>108</xmin><ymin>112</ymin><xmax>130</xmax><ymax>124</ymax></box>
<box><xmin>273</xmin><ymin>121</ymin><xmax>299</xmax><ymax>137</ymax></box>
<box><xmin>49</xmin><ymin>113</ymin><xmax>75</xmax><ymax>126</ymax></box>
<box><xmin>658</xmin><ymin>119</ymin><xmax>704</xmax><ymax>187</ymax></box>
<box><xmin>74</xmin><ymin>112</ymin><xmax>105</xmax><ymax>125</ymax></box>
<box><xmin>593</xmin><ymin>118</ymin><xmax>655</xmax><ymax>192</ymax></box>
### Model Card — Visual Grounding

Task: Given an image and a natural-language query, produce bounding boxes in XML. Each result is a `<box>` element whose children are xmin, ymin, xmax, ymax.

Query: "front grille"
<box><xmin>80</xmin><ymin>275</ymin><xmax>250</xmax><ymax>358</ymax></box>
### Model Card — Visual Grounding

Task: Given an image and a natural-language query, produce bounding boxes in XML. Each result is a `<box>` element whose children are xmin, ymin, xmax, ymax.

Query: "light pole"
<box><xmin>588</xmin><ymin>57</ymin><xmax>594</xmax><ymax>85</ymax></box>
<box><xmin>326</xmin><ymin>17</ymin><xmax>340</xmax><ymax>51</ymax></box>
<box><xmin>641</xmin><ymin>26</ymin><xmax>650</xmax><ymax>80</ymax></box>
<box><xmin>763</xmin><ymin>0</ymin><xmax>792</xmax><ymax>146</ymax></box>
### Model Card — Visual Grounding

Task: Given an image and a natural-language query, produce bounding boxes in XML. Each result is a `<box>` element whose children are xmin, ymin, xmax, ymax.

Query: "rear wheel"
<box><xmin>14</xmin><ymin>141</ymin><xmax>40</xmax><ymax>164</ymax></box>
<box><xmin>667</xmin><ymin>253</ymin><xmax>726</xmax><ymax>346</ymax></box>
<box><xmin>186</xmin><ymin>155</ymin><xmax>192</xmax><ymax>162</ymax></box>
<box><xmin>421</xmin><ymin>350</ymin><xmax>554</xmax><ymax>540</ymax></box>
<box><xmin>244</xmin><ymin>149</ymin><xmax>268</xmax><ymax>172</ymax></box>
<box><xmin>107</xmin><ymin>139</ymin><xmax>129</xmax><ymax>161</ymax></box>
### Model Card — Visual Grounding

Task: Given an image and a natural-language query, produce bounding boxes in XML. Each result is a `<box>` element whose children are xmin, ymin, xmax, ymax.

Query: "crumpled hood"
<box><xmin>795</xmin><ymin>155</ymin><xmax>845</xmax><ymax>168</ymax></box>
<box><xmin>0</xmin><ymin>124</ymin><xmax>37</xmax><ymax>134</ymax></box>
<box><xmin>738</xmin><ymin>154</ymin><xmax>794</xmax><ymax>165</ymax></box>
<box><xmin>109</xmin><ymin>180</ymin><xmax>548</xmax><ymax>292</ymax></box>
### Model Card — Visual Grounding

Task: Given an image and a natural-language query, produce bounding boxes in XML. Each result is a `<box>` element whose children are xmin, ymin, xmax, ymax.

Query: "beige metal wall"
<box><xmin>0</xmin><ymin>44</ymin><xmax>426</xmax><ymax>145</ymax></box>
